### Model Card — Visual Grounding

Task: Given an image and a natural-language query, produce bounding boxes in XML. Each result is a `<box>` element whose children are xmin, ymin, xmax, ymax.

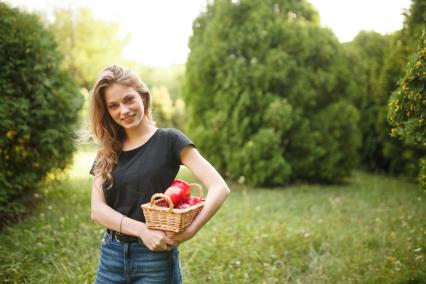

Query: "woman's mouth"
<box><xmin>121</xmin><ymin>114</ymin><xmax>135</xmax><ymax>123</ymax></box>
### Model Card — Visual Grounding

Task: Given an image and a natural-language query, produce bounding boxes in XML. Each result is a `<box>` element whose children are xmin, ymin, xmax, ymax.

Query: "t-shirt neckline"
<box><xmin>121</xmin><ymin>128</ymin><xmax>159</xmax><ymax>153</ymax></box>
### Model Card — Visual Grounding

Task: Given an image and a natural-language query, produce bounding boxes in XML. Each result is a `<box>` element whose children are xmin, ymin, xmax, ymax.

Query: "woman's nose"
<box><xmin>119</xmin><ymin>104</ymin><xmax>130</xmax><ymax>114</ymax></box>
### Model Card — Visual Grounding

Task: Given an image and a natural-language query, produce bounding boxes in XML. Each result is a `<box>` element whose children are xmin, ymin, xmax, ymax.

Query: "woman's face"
<box><xmin>104</xmin><ymin>84</ymin><xmax>146</xmax><ymax>129</ymax></box>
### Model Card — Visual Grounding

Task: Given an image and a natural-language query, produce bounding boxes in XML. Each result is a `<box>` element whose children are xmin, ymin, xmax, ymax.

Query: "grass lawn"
<box><xmin>0</xmin><ymin>149</ymin><xmax>424</xmax><ymax>283</ymax></box>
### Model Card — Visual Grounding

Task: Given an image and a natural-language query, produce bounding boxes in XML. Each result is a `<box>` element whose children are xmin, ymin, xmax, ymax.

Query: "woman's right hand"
<box><xmin>139</xmin><ymin>228</ymin><xmax>176</xmax><ymax>251</ymax></box>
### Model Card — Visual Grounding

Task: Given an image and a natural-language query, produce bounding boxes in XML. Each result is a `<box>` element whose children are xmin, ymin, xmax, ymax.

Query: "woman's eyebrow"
<box><xmin>107</xmin><ymin>94</ymin><xmax>135</xmax><ymax>104</ymax></box>
<box><xmin>106</xmin><ymin>100</ymin><xmax>118</xmax><ymax>105</ymax></box>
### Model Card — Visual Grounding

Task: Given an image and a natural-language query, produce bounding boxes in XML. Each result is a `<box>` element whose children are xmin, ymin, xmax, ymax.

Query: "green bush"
<box><xmin>366</xmin><ymin>31</ymin><xmax>423</xmax><ymax>177</ymax></box>
<box><xmin>364</xmin><ymin>0</ymin><xmax>426</xmax><ymax>178</ymax></box>
<box><xmin>343</xmin><ymin>32</ymin><xmax>392</xmax><ymax>170</ymax></box>
<box><xmin>0</xmin><ymin>3</ymin><xmax>83</xmax><ymax>221</ymax></box>
<box><xmin>183</xmin><ymin>0</ymin><xmax>361</xmax><ymax>186</ymax></box>
<box><xmin>388</xmin><ymin>31</ymin><xmax>426</xmax><ymax>188</ymax></box>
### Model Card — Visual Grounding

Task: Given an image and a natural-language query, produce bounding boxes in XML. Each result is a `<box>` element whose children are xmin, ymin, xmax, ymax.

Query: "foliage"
<box><xmin>0</xmin><ymin>3</ymin><xmax>83</xmax><ymax>221</ymax></box>
<box><xmin>131</xmin><ymin>64</ymin><xmax>186</xmax><ymax>101</ymax></box>
<box><xmin>344</xmin><ymin>32</ymin><xmax>393</xmax><ymax>170</ymax></box>
<box><xmin>402</xmin><ymin>0</ymin><xmax>426</xmax><ymax>49</ymax></box>
<box><xmin>183</xmin><ymin>0</ymin><xmax>361</xmax><ymax>186</ymax></box>
<box><xmin>150</xmin><ymin>85</ymin><xmax>186</xmax><ymax>129</ymax></box>
<box><xmin>0</xmin><ymin>153</ymin><xmax>424</xmax><ymax>283</ymax></box>
<box><xmin>151</xmin><ymin>86</ymin><xmax>174</xmax><ymax>125</ymax></box>
<box><xmin>341</xmin><ymin>0</ymin><xmax>425</xmax><ymax>179</ymax></box>
<box><xmin>388</xmin><ymin>32</ymin><xmax>426</xmax><ymax>188</ymax></box>
<box><xmin>368</xmin><ymin>0</ymin><xmax>426</xmax><ymax>177</ymax></box>
<box><xmin>49</xmin><ymin>8</ymin><xmax>129</xmax><ymax>89</ymax></box>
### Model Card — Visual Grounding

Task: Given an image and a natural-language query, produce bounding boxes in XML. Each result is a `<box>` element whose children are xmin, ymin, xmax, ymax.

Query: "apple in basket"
<box><xmin>156</xmin><ymin>200</ymin><xmax>169</xmax><ymax>208</ymax></box>
<box><xmin>176</xmin><ymin>202</ymin><xmax>191</xmax><ymax>209</ymax></box>
<box><xmin>183</xmin><ymin>196</ymin><xmax>202</xmax><ymax>206</ymax></box>
<box><xmin>170</xmin><ymin>179</ymin><xmax>192</xmax><ymax>197</ymax></box>
<box><xmin>164</xmin><ymin>179</ymin><xmax>192</xmax><ymax>206</ymax></box>
<box><xmin>176</xmin><ymin>196</ymin><xmax>205</xmax><ymax>209</ymax></box>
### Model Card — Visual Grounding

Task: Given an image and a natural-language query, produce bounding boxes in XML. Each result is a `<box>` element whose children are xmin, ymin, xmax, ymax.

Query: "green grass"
<box><xmin>0</xmin><ymin>149</ymin><xmax>425</xmax><ymax>283</ymax></box>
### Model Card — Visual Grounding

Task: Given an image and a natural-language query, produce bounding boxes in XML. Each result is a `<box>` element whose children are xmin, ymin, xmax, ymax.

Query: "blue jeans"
<box><xmin>95</xmin><ymin>232</ymin><xmax>182</xmax><ymax>284</ymax></box>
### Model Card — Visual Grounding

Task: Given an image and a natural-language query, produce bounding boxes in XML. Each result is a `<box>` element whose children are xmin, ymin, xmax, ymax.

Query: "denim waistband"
<box><xmin>106</xmin><ymin>229</ymin><xmax>142</xmax><ymax>243</ymax></box>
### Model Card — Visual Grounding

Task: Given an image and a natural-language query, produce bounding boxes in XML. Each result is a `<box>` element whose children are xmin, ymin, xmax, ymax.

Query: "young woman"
<box><xmin>88</xmin><ymin>65</ymin><xmax>230</xmax><ymax>283</ymax></box>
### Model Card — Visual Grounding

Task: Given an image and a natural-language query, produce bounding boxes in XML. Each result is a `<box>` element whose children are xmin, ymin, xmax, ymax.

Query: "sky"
<box><xmin>6</xmin><ymin>0</ymin><xmax>412</xmax><ymax>68</ymax></box>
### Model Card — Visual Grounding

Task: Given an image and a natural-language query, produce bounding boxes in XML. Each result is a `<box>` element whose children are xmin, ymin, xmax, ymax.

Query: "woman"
<box><xmin>88</xmin><ymin>65</ymin><xmax>230</xmax><ymax>283</ymax></box>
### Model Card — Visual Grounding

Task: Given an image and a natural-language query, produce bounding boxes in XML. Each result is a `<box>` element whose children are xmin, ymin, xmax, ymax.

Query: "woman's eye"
<box><xmin>109</xmin><ymin>104</ymin><xmax>118</xmax><ymax>110</ymax></box>
<box><xmin>125</xmin><ymin>97</ymin><xmax>134</xmax><ymax>103</ymax></box>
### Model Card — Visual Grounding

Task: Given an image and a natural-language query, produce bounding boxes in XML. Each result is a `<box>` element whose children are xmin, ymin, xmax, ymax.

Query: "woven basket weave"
<box><xmin>141</xmin><ymin>183</ymin><xmax>205</xmax><ymax>233</ymax></box>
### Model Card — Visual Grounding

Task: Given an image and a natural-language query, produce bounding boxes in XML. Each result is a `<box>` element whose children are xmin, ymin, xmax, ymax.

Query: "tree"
<box><xmin>344</xmin><ymin>31</ymin><xmax>394</xmax><ymax>171</ymax></box>
<box><xmin>371</xmin><ymin>0</ymin><xmax>426</xmax><ymax>177</ymax></box>
<box><xmin>388</xmin><ymin>32</ymin><xmax>426</xmax><ymax>188</ymax></box>
<box><xmin>49</xmin><ymin>8</ymin><xmax>129</xmax><ymax>89</ymax></box>
<box><xmin>151</xmin><ymin>86</ymin><xmax>173</xmax><ymax>126</ymax></box>
<box><xmin>0</xmin><ymin>3</ymin><xmax>83</xmax><ymax>222</ymax></box>
<box><xmin>184</xmin><ymin>0</ymin><xmax>361</xmax><ymax>186</ymax></box>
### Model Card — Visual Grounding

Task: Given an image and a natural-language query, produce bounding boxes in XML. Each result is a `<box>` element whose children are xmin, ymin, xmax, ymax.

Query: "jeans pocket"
<box><xmin>101</xmin><ymin>232</ymin><xmax>112</xmax><ymax>247</ymax></box>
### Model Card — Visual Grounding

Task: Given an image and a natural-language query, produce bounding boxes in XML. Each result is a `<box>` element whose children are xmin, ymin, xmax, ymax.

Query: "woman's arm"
<box><xmin>171</xmin><ymin>146</ymin><xmax>230</xmax><ymax>243</ymax></box>
<box><xmin>90</xmin><ymin>176</ymin><xmax>175</xmax><ymax>250</ymax></box>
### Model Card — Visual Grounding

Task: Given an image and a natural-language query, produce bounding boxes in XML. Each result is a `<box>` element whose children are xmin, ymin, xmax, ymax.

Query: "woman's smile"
<box><xmin>122</xmin><ymin>114</ymin><xmax>136</xmax><ymax>123</ymax></box>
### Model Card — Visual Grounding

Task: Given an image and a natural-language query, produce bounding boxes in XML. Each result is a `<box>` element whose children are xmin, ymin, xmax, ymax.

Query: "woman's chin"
<box><xmin>121</xmin><ymin>123</ymin><xmax>137</xmax><ymax>129</ymax></box>
<box><xmin>120</xmin><ymin>119</ymin><xmax>143</xmax><ymax>129</ymax></box>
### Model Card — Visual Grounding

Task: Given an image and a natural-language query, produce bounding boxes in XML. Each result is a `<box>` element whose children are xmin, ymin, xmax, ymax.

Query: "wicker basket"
<box><xmin>141</xmin><ymin>183</ymin><xmax>205</xmax><ymax>233</ymax></box>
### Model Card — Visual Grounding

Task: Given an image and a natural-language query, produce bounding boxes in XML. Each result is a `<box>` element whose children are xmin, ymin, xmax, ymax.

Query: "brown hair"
<box><xmin>88</xmin><ymin>65</ymin><xmax>152</xmax><ymax>187</ymax></box>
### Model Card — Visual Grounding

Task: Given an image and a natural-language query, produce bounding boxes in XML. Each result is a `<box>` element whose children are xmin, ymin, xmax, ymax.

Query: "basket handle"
<box><xmin>150</xmin><ymin>193</ymin><xmax>174</xmax><ymax>212</ymax></box>
<box><xmin>189</xmin><ymin>183</ymin><xmax>203</xmax><ymax>198</ymax></box>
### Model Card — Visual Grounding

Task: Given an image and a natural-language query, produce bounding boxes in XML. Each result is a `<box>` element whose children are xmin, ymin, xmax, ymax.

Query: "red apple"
<box><xmin>185</xmin><ymin>196</ymin><xmax>202</xmax><ymax>206</ymax></box>
<box><xmin>176</xmin><ymin>202</ymin><xmax>191</xmax><ymax>209</ymax></box>
<box><xmin>171</xmin><ymin>180</ymin><xmax>191</xmax><ymax>197</ymax></box>
<box><xmin>164</xmin><ymin>186</ymin><xmax>185</xmax><ymax>206</ymax></box>
<box><xmin>156</xmin><ymin>200</ymin><xmax>169</xmax><ymax>208</ymax></box>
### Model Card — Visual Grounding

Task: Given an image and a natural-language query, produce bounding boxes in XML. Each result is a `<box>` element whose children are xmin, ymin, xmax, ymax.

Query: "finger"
<box><xmin>154</xmin><ymin>245</ymin><xmax>164</xmax><ymax>252</ymax></box>
<box><xmin>165</xmin><ymin>236</ymin><xmax>176</xmax><ymax>246</ymax></box>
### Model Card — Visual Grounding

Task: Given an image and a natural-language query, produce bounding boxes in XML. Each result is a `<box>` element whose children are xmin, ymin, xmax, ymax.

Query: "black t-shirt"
<box><xmin>90</xmin><ymin>128</ymin><xmax>195</xmax><ymax>223</ymax></box>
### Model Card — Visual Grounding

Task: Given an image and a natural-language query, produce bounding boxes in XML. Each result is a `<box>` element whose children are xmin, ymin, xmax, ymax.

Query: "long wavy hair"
<box><xmin>89</xmin><ymin>65</ymin><xmax>152</xmax><ymax>187</ymax></box>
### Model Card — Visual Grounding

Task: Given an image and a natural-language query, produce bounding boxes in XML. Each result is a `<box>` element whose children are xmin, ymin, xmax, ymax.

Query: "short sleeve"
<box><xmin>170</xmin><ymin>128</ymin><xmax>196</xmax><ymax>164</ymax></box>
